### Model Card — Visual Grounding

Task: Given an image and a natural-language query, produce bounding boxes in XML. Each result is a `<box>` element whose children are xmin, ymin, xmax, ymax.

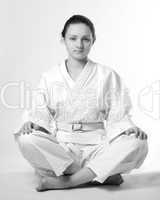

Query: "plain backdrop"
<box><xmin>0</xmin><ymin>0</ymin><xmax>160</xmax><ymax>174</ymax></box>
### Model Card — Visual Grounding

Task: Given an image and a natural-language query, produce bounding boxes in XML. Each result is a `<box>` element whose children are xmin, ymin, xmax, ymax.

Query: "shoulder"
<box><xmin>92</xmin><ymin>60</ymin><xmax>120</xmax><ymax>80</ymax></box>
<box><xmin>92</xmin><ymin>60</ymin><xmax>127</xmax><ymax>92</ymax></box>
<box><xmin>40</xmin><ymin>62</ymin><xmax>62</xmax><ymax>81</ymax></box>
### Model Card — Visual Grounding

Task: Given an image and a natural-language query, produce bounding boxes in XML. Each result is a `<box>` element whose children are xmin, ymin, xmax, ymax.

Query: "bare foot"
<box><xmin>36</xmin><ymin>175</ymin><xmax>71</xmax><ymax>192</ymax></box>
<box><xmin>36</xmin><ymin>177</ymin><xmax>51</xmax><ymax>192</ymax></box>
<box><xmin>103</xmin><ymin>174</ymin><xmax>124</xmax><ymax>185</ymax></box>
<box><xmin>89</xmin><ymin>174</ymin><xmax>124</xmax><ymax>186</ymax></box>
<box><xmin>35</xmin><ymin>169</ymin><xmax>56</xmax><ymax>178</ymax></box>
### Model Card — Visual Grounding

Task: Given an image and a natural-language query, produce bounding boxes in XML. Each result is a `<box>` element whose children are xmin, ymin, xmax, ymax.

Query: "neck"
<box><xmin>66</xmin><ymin>57</ymin><xmax>88</xmax><ymax>71</ymax></box>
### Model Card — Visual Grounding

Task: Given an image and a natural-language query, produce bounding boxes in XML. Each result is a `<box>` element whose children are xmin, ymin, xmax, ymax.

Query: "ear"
<box><xmin>92</xmin><ymin>38</ymin><xmax>96</xmax><ymax>45</ymax></box>
<box><xmin>60</xmin><ymin>36</ymin><xmax>65</xmax><ymax>44</ymax></box>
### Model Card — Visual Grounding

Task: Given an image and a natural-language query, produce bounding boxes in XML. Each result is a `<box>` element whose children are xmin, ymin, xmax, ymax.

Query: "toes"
<box><xmin>36</xmin><ymin>187</ymin><xmax>48</xmax><ymax>192</ymax></box>
<box><xmin>36</xmin><ymin>178</ymin><xmax>47</xmax><ymax>192</ymax></box>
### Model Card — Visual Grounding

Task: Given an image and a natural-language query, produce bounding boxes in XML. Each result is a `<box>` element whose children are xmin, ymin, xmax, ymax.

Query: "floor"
<box><xmin>1</xmin><ymin>171</ymin><xmax>160</xmax><ymax>200</ymax></box>
<box><xmin>1</xmin><ymin>135</ymin><xmax>160</xmax><ymax>200</ymax></box>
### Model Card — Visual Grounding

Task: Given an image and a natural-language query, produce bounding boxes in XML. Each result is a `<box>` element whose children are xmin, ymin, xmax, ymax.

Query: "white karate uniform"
<box><xmin>14</xmin><ymin>59</ymin><xmax>148</xmax><ymax>183</ymax></box>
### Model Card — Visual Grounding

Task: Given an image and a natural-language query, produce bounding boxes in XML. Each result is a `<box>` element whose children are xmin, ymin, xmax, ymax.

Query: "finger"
<box><xmin>25</xmin><ymin>124</ymin><xmax>31</xmax><ymax>134</ymax></box>
<box><xmin>139</xmin><ymin>131</ymin><xmax>144</xmax><ymax>140</ymax></box>
<box><xmin>27</xmin><ymin>128</ymin><xmax>32</xmax><ymax>134</ymax></box>
<box><xmin>125</xmin><ymin>129</ymin><xmax>130</xmax><ymax>135</ymax></box>
<box><xmin>28</xmin><ymin>122</ymin><xmax>34</xmax><ymax>133</ymax></box>
<box><xmin>28</xmin><ymin>123</ymin><xmax>33</xmax><ymax>133</ymax></box>
<box><xmin>27</xmin><ymin>125</ymin><xmax>32</xmax><ymax>134</ymax></box>
<box><xmin>134</xmin><ymin>127</ymin><xmax>139</xmax><ymax>138</ymax></box>
<box><xmin>142</xmin><ymin>132</ymin><xmax>148</xmax><ymax>140</ymax></box>
<box><xmin>138</xmin><ymin>130</ymin><xmax>146</xmax><ymax>140</ymax></box>
<box><xmin>33</xmin><ymin>124</ymin><xmax>41</xmax><ymax>131</ymax></box>
<box><xmin>24</xmin><ymin>125</ymin><xmax>29</xmax><ymax>134</ymax></box>
<box><xmin>25</xmin><ymin>126</ymin><xmax>29</xmax><ymax>134</ymax></box>
<box><xmin>142</xmin><ymin>132</ymin><xmax>146</xmax><ymax>140</ymax></box>
<box><xmin>30</xmin><ymin>122</ymin><xmax>34</xmax><ymax>129</ymax></box>
<box><xmin>126</xmin><ymin>128</ymin><xmax>135</xmax><ymax>136</ymax></box>
<box><xmin>145</xmin><ymin>134</ymin><xmax>148</xmax><ymax>140</ymax></box>
<box><xmin>23</xmin><ymin>126</ymin><xmax>27</xmax><ymax>135</ymax></box>
<box><xmin>126</xmin><ymin>127</ymin><xmax>137</xmax><ymax>137</ymax></box>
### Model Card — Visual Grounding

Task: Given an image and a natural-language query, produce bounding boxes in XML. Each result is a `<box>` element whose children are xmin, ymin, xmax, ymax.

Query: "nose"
<box><xmin>76</xmin><ymin>39</ymin><xmax>83</xmax><ymax>49</ymax></box>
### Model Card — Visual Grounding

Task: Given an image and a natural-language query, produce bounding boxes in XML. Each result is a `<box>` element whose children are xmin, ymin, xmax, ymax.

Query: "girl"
<box><xmin>14</xmin><ymin>14</ymin><xmax>148</xmax><ymax>191</ymax></box>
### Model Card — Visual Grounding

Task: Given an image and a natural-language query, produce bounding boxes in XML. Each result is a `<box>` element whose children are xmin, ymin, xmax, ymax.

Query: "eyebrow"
<box><xmin>68</xmin><ymin>34</ymin><xmax>91</xmax><ymax>37</ymax></box>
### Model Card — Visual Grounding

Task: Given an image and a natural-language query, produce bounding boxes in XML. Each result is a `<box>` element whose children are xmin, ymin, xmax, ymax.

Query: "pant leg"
<box><xmin>15</xmin><ymin>131</ymin><xmax>74</xmax><ymax>176</ymax></box>
<box><xmin>85</xmin><ymin>134</ymin><xmax>148</xmax><ymax>183</ymax></box>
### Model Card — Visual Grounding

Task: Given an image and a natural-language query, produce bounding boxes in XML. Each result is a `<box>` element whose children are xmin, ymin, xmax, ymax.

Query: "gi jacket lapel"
<box><xmin>60</xmin><ymin>59</ymin><xmax>96</xmax><ymax>92</ymax></box>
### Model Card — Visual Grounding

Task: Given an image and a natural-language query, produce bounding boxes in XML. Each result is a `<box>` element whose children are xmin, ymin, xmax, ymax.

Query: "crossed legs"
<box><xmin>15</xmin><ymin>131</ymin><xmax>147</xmax><ymax>191</ymax></box>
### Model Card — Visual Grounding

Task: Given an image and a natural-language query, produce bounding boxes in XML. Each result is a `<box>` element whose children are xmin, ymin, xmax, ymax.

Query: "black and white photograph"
<box><xmin>0</xmin><ymin>0</ymin><xmax>160</xmax><ymax>199</ymax></box>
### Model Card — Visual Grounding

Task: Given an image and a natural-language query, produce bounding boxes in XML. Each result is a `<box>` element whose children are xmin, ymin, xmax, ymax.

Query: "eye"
<box><xmin>83</xmin><ymin>38</ymin><xmax>90</xmax><ymax>42</ymax></box>
<box><xmin>70</xmin><ymin>37</ymin><xmax>76</xmax><ymax>41</ymax></box>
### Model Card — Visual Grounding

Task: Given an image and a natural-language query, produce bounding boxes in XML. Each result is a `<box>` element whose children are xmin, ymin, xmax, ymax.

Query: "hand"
<box><xmin>18</xmin><ymin>121</ymin><xmax>37</xmax><ymax>135</ymax></box>
<box><xmin>18</xmin><ymin>121</ymin><xmax>51</xmax><ymax>135</ymax></box>
<box><xmin>125</xmin><ymin>126</ymin><xmax>148</xmax><ymax>140</ymax></box>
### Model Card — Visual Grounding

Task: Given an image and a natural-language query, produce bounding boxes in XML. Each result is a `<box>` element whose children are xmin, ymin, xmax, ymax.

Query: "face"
<box><xmin>63</xmin><ymin>23</ymin><xmax>94</xmax><ymax>61</ymax></box>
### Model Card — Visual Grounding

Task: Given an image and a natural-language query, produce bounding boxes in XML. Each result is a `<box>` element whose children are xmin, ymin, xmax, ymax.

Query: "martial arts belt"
<box><xmin>55</xmin><ymin>121</ymin><xmax>105</xmax><ymax>132</ymax></box>
<box><xmin>54</xmin><ymin>121</ymin><xmax>106</xmax><ymax>144</ymax></box>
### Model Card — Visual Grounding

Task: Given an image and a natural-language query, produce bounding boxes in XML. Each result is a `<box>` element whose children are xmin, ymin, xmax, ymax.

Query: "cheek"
<box><xmin>64</xmin><ymin>40</ymin><xmax>72</xmax><ymax>49</ymax></box>
<box><xmin>85</xmin><ymin>43</ymin><xmax>92</xmax><ymax>50</ymax></box>
<box><xmin>65</xmin><ymin>44</ymin><xmax>73</xmax><ymax>52</ymax></box>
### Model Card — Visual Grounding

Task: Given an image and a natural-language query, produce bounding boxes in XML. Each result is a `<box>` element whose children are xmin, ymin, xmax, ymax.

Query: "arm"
<box><xmin>103</xmin><ymin>70</ymin><xmax>137</xmax><ymax>142</ymax></box>
<box><xmin>21</xmin><ymin>74</ymin><xmax>55</xmax><ymax>134</ymax></box>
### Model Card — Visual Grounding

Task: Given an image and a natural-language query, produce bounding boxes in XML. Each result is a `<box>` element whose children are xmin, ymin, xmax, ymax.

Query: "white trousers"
<box><xmin>15</xmin><ymin>131</ymin><xmax>148</xmax><ymax>183</ymax></box>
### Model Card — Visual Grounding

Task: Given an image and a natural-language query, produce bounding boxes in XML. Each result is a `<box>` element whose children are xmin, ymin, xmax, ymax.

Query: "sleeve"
<box><xmin>21</xmin><ymin>74</ymin><xmax>54</xmax><ymax>133</ymax></box>
<box><xmin>104</xmin><ymin>70</ymin><xmax>136</xmax><ymax>142</ymax></box>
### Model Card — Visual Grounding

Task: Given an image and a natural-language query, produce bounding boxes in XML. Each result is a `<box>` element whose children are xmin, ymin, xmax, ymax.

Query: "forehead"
<box><xmin>66</xmin><ymin>23</ymin><xmax>92</xmax><ymax>36</ymax></box>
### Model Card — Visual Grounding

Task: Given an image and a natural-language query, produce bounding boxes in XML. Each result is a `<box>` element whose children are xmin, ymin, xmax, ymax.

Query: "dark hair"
<box><xmin>61</xmin><ymin>15</ymin><xmax>96</xmax><ymax>43</ymax></box>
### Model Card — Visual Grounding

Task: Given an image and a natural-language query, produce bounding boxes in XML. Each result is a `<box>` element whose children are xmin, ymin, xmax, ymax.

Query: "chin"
<box><xmin>73</xmin><ymin>54</ymin><xmax>88</xmax><ymax>61</ymax></box>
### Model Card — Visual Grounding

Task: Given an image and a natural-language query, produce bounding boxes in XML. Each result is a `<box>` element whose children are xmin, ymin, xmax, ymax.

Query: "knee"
<box><xmin>140</xmin><ymin>139</ymin><xmax>148</xmax><ymax>157</ymax></box>
<box><xmin>137</xmin><ymin>137</ymin><xmax>148</xmax><ymax>152</ymax></box>
<box><xmin>16</xmin><ymin>130</ymin><xmax>48</xmax><ymax>148</ymax></box>
<box><xmin>129</xmin><ymin>133</ymin><xmax>148</xmax><ymax>149</ymax></box>
<box><xmin>132</xmin><ymin>137</ymin><xmax>149</xmax><ymax>163</ymax></box>
<box><xmin>16</xmin><ymin>133</ymin><xmax>34</xmax><ymax>147</ymax></box>
<box><xmin>121</xmin><ymin>135</ymin><xmax>149</xmax><ymax>162</ymax></box>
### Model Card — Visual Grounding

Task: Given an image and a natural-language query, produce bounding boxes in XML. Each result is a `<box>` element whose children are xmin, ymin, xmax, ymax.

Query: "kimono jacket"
<box><xmin>19</xmin><ymin>59</ymin><xmax>135</xmax><ymax>144</ymax></box>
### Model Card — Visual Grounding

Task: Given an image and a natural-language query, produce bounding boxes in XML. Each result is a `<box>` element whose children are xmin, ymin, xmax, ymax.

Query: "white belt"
<box><xmin>53</xmin><ymin>121</ymin><xmax>106</xmax><ymax>144</ymax></box>
<box><xmin>55</xmin><ymin>121</ymin><xmax>104</xmax><ymax>132</ymax></box>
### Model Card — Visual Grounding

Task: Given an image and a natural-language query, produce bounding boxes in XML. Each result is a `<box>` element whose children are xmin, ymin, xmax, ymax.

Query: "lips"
<box><xmin>74</xmin><ymin>49</ymin><xmax>84</xmax><ymax>53</ymax></box>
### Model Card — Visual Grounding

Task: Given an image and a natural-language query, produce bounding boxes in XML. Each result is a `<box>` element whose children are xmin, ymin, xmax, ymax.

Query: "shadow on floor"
<box><xmin>1</xmin><ymin>171</ymin><xmax>160</xmax><ymax>200</ymax></box>
<box><xmin>1</xmin><ymin>171</ymin><xmax>160</xmax><ymax>191</ymax></box>
<box><xmin>63</xmin><ymin>171</ymin><xmax>160</xmax><ymax>191</ymax></box>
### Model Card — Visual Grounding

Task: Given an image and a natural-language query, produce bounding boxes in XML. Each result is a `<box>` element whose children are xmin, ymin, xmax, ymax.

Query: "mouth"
<box><xmin>74</xmin><ymin>49</ymin><xmax>84</xmax><ymax>53</ymax></box>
